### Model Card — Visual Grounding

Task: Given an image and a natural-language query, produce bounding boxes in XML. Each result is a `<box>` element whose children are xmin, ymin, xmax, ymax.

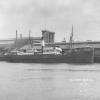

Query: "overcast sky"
<box><xmin>0</xmin><ymin>0</ymin><xmax>100</xmax><ymax>42</ymax></box>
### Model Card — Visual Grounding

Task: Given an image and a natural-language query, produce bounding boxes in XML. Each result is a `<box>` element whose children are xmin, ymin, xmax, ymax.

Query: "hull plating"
<box><xmin>3</xmin><ymin>50</ymin><xmax>93</xmax><ymax>63</ymax></box>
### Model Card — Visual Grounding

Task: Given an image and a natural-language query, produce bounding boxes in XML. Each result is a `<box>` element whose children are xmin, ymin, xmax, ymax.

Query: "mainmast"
<box><xmin>69</xmin><ymin>25</ymin><xmax>74</xmax><ymax>49</ymax></box>
<box><xmin>16</xmin><ymin>30</ymin><xmax>18</xmax><ymax>41</ymax></box>
<box><xmin>29</xmin><ymin>30</ymin><xmax>31</xmax><ymax>41</ymax></box>
<box><xmin>15</xmin><ymin>30</ymin><xmax>18</xmax><ymax>49</ymax></box>
<box><xmin>28</xmin><ymin>30</ymin><xmax>32</xmax><ymax>46</ymax></box>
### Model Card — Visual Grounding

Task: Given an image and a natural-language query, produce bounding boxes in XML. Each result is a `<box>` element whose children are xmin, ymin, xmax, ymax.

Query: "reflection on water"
<box><xmin>0</xmin><ymin>62</ymin><xmax>100</xmax><ymax>100</ymax></box>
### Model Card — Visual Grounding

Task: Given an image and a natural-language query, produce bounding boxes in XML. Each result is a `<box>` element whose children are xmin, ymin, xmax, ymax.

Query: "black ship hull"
<box><xmin>2</xmin><ymin>49</ymin><xmax>94</xmax><ymax>64</ymax></box>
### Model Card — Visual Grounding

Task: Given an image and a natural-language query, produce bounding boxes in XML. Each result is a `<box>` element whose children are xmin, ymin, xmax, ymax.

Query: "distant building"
<box><xmin>42</xmin><ymin>30</ymin><xmax>55</xmax><ymax>43</ymax></box>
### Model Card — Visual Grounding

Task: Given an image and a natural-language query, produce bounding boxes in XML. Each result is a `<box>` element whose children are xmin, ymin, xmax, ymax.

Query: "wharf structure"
<box><xmin>0</xmin><ymin>30</ymin><xmax>100</xmax><ymax>58</ymax></box>
<box><xmin>0</xmin><ymin>30</ymin><xmax>99</xmax><ymax>47</ymax></box>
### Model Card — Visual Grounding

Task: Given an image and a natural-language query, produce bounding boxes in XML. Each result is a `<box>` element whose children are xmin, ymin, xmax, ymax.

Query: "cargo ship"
<box><xmin>2</xmin><ymin>32</ymin><xmax>94</xmax><ymax>64</ymax></box>
<box><xmin>1</xmin><ymin>46</ymin><xmax>93</xmax><ymax>63</ymax></box>
<box><xmin>0</xmin><ymin>26</ymin><xmax>94</xmax><ymax>64</ymax></box>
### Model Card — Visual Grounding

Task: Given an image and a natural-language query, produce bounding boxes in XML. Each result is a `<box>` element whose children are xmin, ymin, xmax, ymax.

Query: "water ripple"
<box><xmin>27</xmin><ymin>68</ymin><xmax>100</xmax><ymax>72</ymax></box>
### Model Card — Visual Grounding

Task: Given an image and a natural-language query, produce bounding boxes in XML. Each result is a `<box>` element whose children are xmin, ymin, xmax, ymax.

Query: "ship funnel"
<box><xmin>41</xmin><ymin>37</ymin><xmax>45</xmax><ymax>47</ymax></box>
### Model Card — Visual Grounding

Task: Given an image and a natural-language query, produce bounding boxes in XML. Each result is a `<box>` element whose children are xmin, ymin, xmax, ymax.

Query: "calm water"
<box><xmin>0</xmin><ymin>62</ymin><xmax>100</xmax><ymax>100</ymax></box>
